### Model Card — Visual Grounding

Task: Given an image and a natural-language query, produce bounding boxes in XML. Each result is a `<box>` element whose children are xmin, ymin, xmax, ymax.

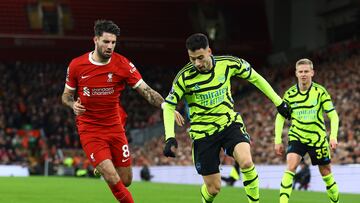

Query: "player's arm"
<box><xmin>322</xmin><ymin>89</ymin><xmax>339</xmax><ymax>150</ymax></box>
<box><xmin>162</xmin><ymin>75</ymin><xmax>186</xmax><ymax>158</ymax></box>
<box><xmin>247</xmin><ymin>69</ymin><xmax>291</xmax><ymax>119</ymax></box>
<box><xmin>61</xmin><ymin>86</ymin><xmax>85</xmax><ymax>115</ymax></box>
<box><xmin>274</xmin><ymin>113</ymin><xmax>286</xmax><ymax>156</ymax></box>
<box><xmin>135</xmin><ymin>81</ymin><xmax>184</xmax><ymax>126</ymax></box>
<box><xmin>327</xmin><ymin>110</ymin><xmax>339</xmax><ymax>150</ymax></box>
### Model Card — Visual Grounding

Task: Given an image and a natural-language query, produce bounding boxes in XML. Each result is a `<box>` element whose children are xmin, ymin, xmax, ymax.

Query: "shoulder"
<box><xmin>173</xmin><ymin>62</ymin><xmax>194</xmax><ymax>82</ymax></box>
<box><xmin>69</xmin><ymin>52</ymin><xmax>90</xmax><ymax>67</ymax></box>
<box><xmin>285</xmin><ymin>84</ymin><xmax>298</xmax><ymax>96</ymax></box>
<box><xmin>312</xmin><ymin>82</ymin><xmax>328</xmax><ymax>93</ymax></box>
<box><xmin>214</xmin><ymin>55</ymin><xmax>244</xmax><ymax>64</ymax></box>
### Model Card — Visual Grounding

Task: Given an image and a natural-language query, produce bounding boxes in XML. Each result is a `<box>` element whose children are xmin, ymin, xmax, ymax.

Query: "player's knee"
<box><xmin>240</xmin><ymin>160</ymin><xmax>253</xmax><ymax>169</ymax></box>
<box><xmin>208</xmin><ymin>184</ymin><xmax>221</xmax><ymax>196</ymax></box>
<box><xmin>103</xmin><ymin>171</ymin><xmax>121</xmax><ymax>185</ymax></box>
<box><xmin>122</xmin><ymin>174</ymin><xmax>133</xmax><ymax>187</ymax></box>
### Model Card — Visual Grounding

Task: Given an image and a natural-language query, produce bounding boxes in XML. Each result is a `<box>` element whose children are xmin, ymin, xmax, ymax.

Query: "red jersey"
<box><xmin>65</xmin><ymin>52</ymin><xmax>142</xmax><ymax>133</ymax></box>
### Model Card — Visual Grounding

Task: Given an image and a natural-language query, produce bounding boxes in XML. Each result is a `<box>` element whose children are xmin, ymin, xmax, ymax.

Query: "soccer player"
<box><xmin>275</xmin><ymin>58</ymin><xmax>340</xmax><ymax>203</ymax></box>
<box><xmin>162</xmin><ymin>33</ymin><xmax>291</xmax><ymax>203</ymax></box>
<box><xmin>61</xmin><ymin>20</ymin><xmax>184</xmax><ymax>202</ymax></box>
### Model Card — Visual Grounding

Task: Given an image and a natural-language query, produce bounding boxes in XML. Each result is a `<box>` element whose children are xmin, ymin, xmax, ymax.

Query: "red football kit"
<box><xmin>65</xmin><ymin>51</ymin><xmax>142</xmax><ymax>167</ymax></box>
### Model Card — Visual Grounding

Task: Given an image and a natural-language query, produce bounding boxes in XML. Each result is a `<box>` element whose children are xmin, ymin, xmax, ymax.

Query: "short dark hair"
<box><xmin>186</xmin><ymin>33</ymin><xmax>209</xmax><ymax>51</ymax></box>
<box><xmin>94</xmin><ymin>20</ymin><xmax>120</xmax><ymax>37</ymax></box>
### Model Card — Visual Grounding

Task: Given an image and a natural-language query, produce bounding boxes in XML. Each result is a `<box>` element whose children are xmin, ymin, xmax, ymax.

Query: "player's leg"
<box><xmin>309</xmin><ymin>144</ymin><xmax>339</xmax><ymax>203</ymax></box>
<box><xmin>202</xmin><ymin>173</ymin><xmax>221</xmax><ymax>203</ymax></box>
<box><xmin>279</xmin><ymin>153</ymin><xmax>301</xmax><ymax>203</ymax></box>
<box><xmin>96</xmin><ymin>159</ymin><xmax>134</xmax><ymax>203</ymax></box>
<box><xmin>193</xmin><ymin>135</ymin><xmax>222</xmax><ymax>202</ymax></box>
<box><xmin>233</xmin><ymin>142</ymin><xmax>259</xmax><ymax>203</ymax></box>
<box><xmin>319</xmin><ymin>164</ymin><xmax>339</xmax><ymax>203</ymax></box>
<box><xmin>222</xmin><ymin>123</ymin><xmax>258</xmax><ymax>203</ymax></box>
<box><xmin>108</xmin><ymin>133</ymin><xmax>134</xmax><ymax>202</ymax></box>
<box><xmin>81</xmin><ymin>134</ymin><xmax>133</xmax><ymax>203</ymax></box>
<box><xmin>115</xmin><ymin>166</ymin><xmax>133</xmax><ymax>187</ymax></box>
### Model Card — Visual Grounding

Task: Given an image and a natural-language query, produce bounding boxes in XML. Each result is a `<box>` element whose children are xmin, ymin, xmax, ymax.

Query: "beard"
<box><xmin>96</xmin><ymin>46</ymin><xmax>112</xmax><ymax>60</ymax></box>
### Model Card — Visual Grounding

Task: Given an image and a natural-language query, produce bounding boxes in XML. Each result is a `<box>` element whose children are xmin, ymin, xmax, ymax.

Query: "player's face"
<box><xmin>94</xmin><ymin>32</ymin><xmax>117</xmax><ymax>59</ymax></box>
<box><xmin>188</xmin><ymin>47</ymin><xmax>212</xmax><ymax>72</ymax></box>
<box><xmin>295</xmin><ymin>64</ymin><xmax>314</xmax><ymax>85</ymax></box>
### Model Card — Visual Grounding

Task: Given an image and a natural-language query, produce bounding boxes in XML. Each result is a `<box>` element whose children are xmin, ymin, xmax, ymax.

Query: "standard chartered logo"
<box><xmin>83</xmin><ymin>87</ymin><xmax>90</xmax><ymax>96</ymax></box>
<box><xmin>195</xmin><ymin>87</ymin><xmax>227</xmax><ymax>106</ymax></box>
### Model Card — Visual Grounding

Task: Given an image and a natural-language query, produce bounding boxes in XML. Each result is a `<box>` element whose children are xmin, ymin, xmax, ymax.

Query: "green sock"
<box><xmin>241</xmin><ymin>165</ymin><xmax>259</xmax><ymax>203</ymax></box>
<box><xmin>201</xmin><ymin>184</ymin><xmax>215</xmax><ymax>203</ymax></box>
<box><xmin>323</xmin><ymin>173</ymin><xmax>339</xmax><ymax>203</ymax></box>
<box><xmin>280</xmin><ymin>170</ymin><xmax>295</xmax><ymax>203</ymax></box>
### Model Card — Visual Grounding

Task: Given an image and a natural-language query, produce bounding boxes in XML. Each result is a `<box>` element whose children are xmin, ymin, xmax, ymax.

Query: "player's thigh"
<box><xmin>232</xmin><ymin>142</ymin><xmax>253</xmax><ymax>169</ymax></box>
<box><xmin>308</xmin><ymin>145</ymin><xmax>331</xmax><ymax>166</ymax></box>
<box><xmin>115</xmin><ymin>166</ymin><xmax>133</xmax><ymax>187</ymax></box>
<box><xmin>80</xmin><ymin>133</ymin><xmax>112</xmax><ymax>168</ymax></box>
<box><xmin>110</xmin><ymin>132</ymin><xmax>132</xmax><ymax>167</ymax></box>
<box><xmin>221</xmin><ymin>123</ymin><xmax>250</xmax><ymax>158</ymax></box>
<box><xmin>286</xmin><ymin>141</ymin><xmax>307</xmax><ymax>171</ymax></box>
<box><xmin>193</xmin><ymin>136</ymin><xmax>222</xmax><ymax>175</ymax></box>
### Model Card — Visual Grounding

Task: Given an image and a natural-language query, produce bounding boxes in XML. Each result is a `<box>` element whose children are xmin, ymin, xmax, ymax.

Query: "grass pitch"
<box><xmin>0</xmin><ymin>176</ymin><xmax>358</xmax><ymax>202</ymax></box>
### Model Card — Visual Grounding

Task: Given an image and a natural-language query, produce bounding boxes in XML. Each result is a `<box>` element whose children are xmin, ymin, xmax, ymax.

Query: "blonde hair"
<box><xmin>296</xmin><ymin>58</ymin><xmax>313</xmax><ymax>70</ymax></box>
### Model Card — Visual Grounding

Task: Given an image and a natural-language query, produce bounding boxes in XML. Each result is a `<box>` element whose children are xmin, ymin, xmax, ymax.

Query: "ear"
<box><xmin>93</xmin><ymin>36</ymin><xmax>98</xmax><ymax>44</ymax></box>
<box><xmin>208</xmin><ymin>47</ymin><xmax>212</xmax><ymax>55</ymax></box>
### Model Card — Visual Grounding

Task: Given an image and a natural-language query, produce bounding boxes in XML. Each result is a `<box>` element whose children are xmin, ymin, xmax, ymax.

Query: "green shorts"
<box><xmin>192</xmin><ymin>123</ymin><xmax>250</xmax><ymax>175</ymax></box>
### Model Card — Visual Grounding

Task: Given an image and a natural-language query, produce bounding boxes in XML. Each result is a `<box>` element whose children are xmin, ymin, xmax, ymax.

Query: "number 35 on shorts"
<box><xmin>315</xmin><ymin>146</ymin><xmax>329</xmax><ymax>159</ymax></box>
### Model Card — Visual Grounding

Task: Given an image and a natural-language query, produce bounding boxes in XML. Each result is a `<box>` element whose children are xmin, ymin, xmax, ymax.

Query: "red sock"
<box><xmin>109</xmin><ymin>181</ymin><xmax>134</xmax><ymax>203</ymax></box>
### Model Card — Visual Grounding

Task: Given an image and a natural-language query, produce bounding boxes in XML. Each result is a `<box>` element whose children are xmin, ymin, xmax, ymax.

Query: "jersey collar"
<box><xmin>88</xmin><ymin>52</ymin><xmax>111</xmax><ymax>66</ymax></box>
<box><xmin>297</xmin><ymin>82</ymin><xmax>313</xmax><ymax>95</ymax></box>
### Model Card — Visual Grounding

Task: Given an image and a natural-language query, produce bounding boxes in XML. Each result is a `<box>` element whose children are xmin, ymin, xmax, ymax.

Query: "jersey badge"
<box><xmin>218</xmin><ymin>75</ymin><xmax>225</xmax><ymax>83</ymax></box>
<box><xmin>107</xmin><ymin>72</ymin><xmax>113</xmax><ymax>82</ymax></box>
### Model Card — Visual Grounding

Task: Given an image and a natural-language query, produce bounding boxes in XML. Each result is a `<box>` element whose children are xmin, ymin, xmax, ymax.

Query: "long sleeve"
<box><xmin>247</xmin><ymin>69</ymin><xmax>283</xmax><ymax>106</ymax></box>
<box><xmin>275</xmin><ymin>113</ymin><xmax>286</xmax><ymax>144</ymax></box>
<box><xmin>327</xmin><ymin>110</ymin><xmax>339</xmax><ymax>140</ymax></box>
<box><xmin>163</xmin><ymin>102</ymin><xmax>176</xmax><ymax>140</ymax></box>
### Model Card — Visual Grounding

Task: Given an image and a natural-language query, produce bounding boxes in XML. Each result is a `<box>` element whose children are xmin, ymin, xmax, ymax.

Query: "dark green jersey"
<box><xmin>284</xmin><ymin>82</ymin><xmax>336</xmax><ymax>147</ymax></box>
<box><xmin>165</xmin><ymin>56</ymin><xmax>252</xmax><ymax>140</ymax></box>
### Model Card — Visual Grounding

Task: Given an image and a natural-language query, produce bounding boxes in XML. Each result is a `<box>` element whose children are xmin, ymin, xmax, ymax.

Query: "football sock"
<box><xmin>201</xmin><ymin>184</ymin><xmax>215</xmax><ymax>203</ymax></box>
<box><xmin>241</xmin><ymin>165</ymin><xmax>260</xmax><ymax>203</ymax></box>
<box><xmin>109</xmin><ymin>181</ymin><xmax>134</xmax><ymax>203</ymax></box>
<box><xmin>322</xmin><ymin>173</ymin><xmax>339</xmax><ymax>203</ymax></box>
<box><xmin>280</xmin><ymin>170</ymin><xmax>294</xmax><ymax>203</ymax></box>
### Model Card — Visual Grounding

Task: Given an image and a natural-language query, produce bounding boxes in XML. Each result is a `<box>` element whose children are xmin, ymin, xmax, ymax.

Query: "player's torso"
<box><xmin>182</xmin><ymin>58</ymin><xmax>241</xmax><ymax>139</ymax></box>
<box><xmin>71</xmin><ymin>54</ymin><xmax>131</xmax><ymax>131</ymax></box>
<box><xmin>286</xmin><ymin>83</ymin><xmax>327</xmax><ymax>146</ymax></box>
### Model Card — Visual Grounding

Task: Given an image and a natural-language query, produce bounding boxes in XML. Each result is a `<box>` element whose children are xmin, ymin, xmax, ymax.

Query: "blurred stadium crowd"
<box><xmin>0</xmin><ymin>39</ymin><xmax>359</xmax><ymax>175</ymax></box>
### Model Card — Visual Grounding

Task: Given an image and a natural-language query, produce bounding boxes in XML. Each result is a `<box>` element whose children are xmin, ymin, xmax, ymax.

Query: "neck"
<box><xmin>92</xmin><ymin>51</ymin><xmax>109</xmax><ymax>63</ymax></box>
<box><xmin>299</xmin><ymin>82</ymin><xmax>311</xmax><ymax>91</ymax></box>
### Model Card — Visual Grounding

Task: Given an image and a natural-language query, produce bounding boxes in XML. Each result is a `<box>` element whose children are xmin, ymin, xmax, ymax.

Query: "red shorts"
<box><xmin>80</xmin><ymin>131</ymin><xmax>131</xmax><ymax>168</ymax></box>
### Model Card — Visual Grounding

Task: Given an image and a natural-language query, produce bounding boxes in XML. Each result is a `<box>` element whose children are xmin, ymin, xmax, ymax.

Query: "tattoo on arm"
<box><xmin>62</xmin><ymin>92</ymin><xmax>75</xmax><ymax>109</ymax></box>
<box><xmin>138</xmin><ymin>86</ymin><xmax>164</xmax><ymax>108</ymax></box>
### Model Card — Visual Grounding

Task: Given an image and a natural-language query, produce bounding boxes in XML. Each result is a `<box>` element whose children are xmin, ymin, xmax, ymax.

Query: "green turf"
<box><xmin>0</xmin><ymin>177</ymin><xmax>358</xmax><ymax>202</ymax></box>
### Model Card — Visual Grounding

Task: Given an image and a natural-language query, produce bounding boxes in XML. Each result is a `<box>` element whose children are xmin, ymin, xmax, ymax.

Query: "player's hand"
<box><xmin>277</xmin><ymin>101</ymin><xmax>291</xmax><ymax>120</ymax></box>
<box><xmin>275</xmin><ymin>143</ymin><xmax>284</xmax><ymax>156</ymax></box>
<box><xmin>174</xmin><ymin>110</ymin><xmax>185</xmax><ymax>126</ymax></box>
<box><xmin>163</xmin><ymin>137</ymin><xmax>178</xmax><ymax>157</ymax></box>
<box><xmin>329</xmin><ymin>138</ymin><xmax>338</xmax><ymax>150</ymax></box>
<box><xmin>73</xmin><ymin>98</ymin><xmax>86</xmax><ymax>116</ymax></box>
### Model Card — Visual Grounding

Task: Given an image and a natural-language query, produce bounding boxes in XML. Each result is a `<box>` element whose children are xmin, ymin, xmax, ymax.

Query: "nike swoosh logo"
<box><xmin>81</xmin><ymin>75</ymin><xmax>90</xmax><ymax>79</ymax></box>
<box><xmin>122</xmin><ymin>158</ymin><xmax>129</xmax><ymax>162</ymax></box>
